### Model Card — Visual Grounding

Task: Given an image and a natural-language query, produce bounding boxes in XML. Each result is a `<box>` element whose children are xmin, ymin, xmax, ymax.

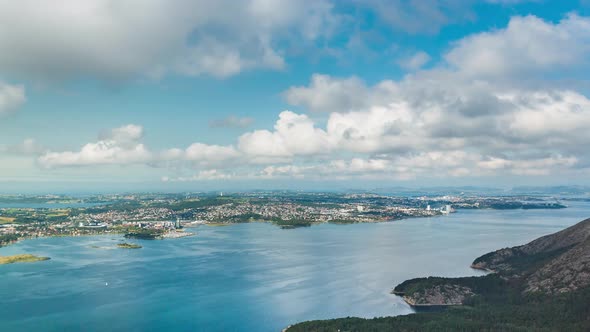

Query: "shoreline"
<box><xmin>0</xmin><ymin>230</ymin><xmax>126</xmax><ymax>249</ymax></box>
<box><xmin>0</xmin><ymin>206</ymin><xmax>555</xmax><ymax>250</ymax></box>
<box><xmin>285</xmin><ymin>216</ymin><xmax>590</xmax><ymax>330</ymax></box>
<box><xmin>0</xmin><ymin>228</ymin><xmax>197</xmax><ymax>249</ymax></box>
<box><xmin>0</xmin><ymin>213</ymin><xmax>455</xmax><ymax>249</ymax></box>
<box><xmin>6</xmin><ymin>204</ymin><xmax>562</xmax><ymax>249</ymax></box>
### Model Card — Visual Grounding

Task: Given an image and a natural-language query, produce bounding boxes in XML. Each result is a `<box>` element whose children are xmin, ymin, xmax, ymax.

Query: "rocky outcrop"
<box><xmin>402</xmin><ymin>284</ymin><xmax>474</xmax><ymax>306</ymax></box>
<box><xmin>471</xmin><ymin>247</ymin><xmax>521</xmax><ymax>273</ymax></box>
<box><xmin>392</xmin><ymin>276</ymin><xmax>484</xmax><ymax>307</ymax></box>
<box><xmin>525</xmin><ymin>238</ymin><xmax>590</xmax><ymax>294</ymax></box>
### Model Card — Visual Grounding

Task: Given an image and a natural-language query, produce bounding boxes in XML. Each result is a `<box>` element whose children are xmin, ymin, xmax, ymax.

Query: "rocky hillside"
<box><xmin>472</xmin><ymin>217</ymin><xmax>590</xmax><ymax>294</ymax></box>
<box><xmin>393</xmin><ymin>277</ymin><xmax>476</xmax><ymax>306</ymax></box>
<box><xmin>525</xmin><ymin>237</ymin><xmax>590</xmax><ymax>294</ymax></box>
<box><xmin>392</xmin><ymin>274</ymin><xmax>509</xmax><ymax>307</ymax></box>
<box><xmin>403</xmin><ymin>284</ymin><xmax>474</xmax><ymax>306</ymax></box>
<box><xmin>392</xmin><ymin>218</ymin><xmax>590</xmax><ymax>307</ymax></box>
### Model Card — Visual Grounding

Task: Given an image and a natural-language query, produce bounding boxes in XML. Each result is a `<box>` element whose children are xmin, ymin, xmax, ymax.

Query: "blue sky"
<box><xmin>1</xmin><ymin>0</ymin><xmax>590</xmax><ymax>193</ymax></box>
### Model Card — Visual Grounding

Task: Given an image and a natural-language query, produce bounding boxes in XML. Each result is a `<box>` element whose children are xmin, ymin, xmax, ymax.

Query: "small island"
<box><xmin>117</xmin><ymin>242</ymin><xmax>142</xmax><ymax>249</ymax></box>
<box><xmin>0</xmin><ymin>254</ymin><xmax>50</xmax><ymax>265</ymax></box>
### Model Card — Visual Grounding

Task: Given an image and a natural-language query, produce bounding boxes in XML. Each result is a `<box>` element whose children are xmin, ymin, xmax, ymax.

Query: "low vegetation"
<box><xmin>0</xmin><ymin>254</ymin><xmax>50</xmax><ymax>265</ymax></box>
<box><xmin>0</xmin><ymin>234</ymin><xmax>19</xmax><ymax>247</ymax></box>
<box><xmin>273</xmin><ymin>219</ymin><xmax>313</xmax><ymax>229</ymax></box>
<box><xmin>0</xmin><ymin>216</ymin><xmax>16</xmax><ymax>223</ymax></box>
<box><xmin>117</xmin><ymin>242</ymin><xmax>142</xmax><ymax>249</ymax></box>
<box><xmin>124</xmin><ymin>228</ymin><xmax>165</xmax><ymax>240</ymax></box>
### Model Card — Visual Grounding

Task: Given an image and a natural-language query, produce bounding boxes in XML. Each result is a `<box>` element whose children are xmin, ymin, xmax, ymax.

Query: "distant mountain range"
<box><xmin>367</xmin><ymin>185</ymin><xmax>590</xmax><ymax>196</ymax></box>
<box><xmin>509</xmin><ymin>186</ymin><xmax>590</xmax><ymax>195</ymax></box>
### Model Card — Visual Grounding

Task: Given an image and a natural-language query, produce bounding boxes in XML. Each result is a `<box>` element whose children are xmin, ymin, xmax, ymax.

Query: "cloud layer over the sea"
<box><xmin>0</xmin><ymin>1</ymin><xmax>589</xmax><ymax>185</ymax></box>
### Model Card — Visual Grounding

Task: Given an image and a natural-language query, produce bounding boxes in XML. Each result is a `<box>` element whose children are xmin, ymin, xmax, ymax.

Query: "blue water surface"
<box><xmin>1</xmin><ymin>202</ymin><xmax>589</xmax><ymax>332</ymax></box>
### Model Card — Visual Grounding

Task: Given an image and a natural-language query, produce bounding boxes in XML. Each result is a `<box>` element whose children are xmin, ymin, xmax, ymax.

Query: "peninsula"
<box><xmin>288</xmin><ymin>217</ymin><xmax>590</xmax><ymax>331</ymax></box>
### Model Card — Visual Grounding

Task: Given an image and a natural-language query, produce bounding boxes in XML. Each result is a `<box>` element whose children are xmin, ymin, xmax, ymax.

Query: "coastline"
<box><xmin>13</xmin><ymin>204</ymin><xmax>558</xmax><ymax>249</ymax></box>
<box><xmin>286</xmin><ymin>216</ymin><xmax>590</xmax><ymax>331</ymax></box>
<box><xmin>162</xmin><ymin>230</ymin><xmax>195</xmax><ymax>239</ymax></box>
<box><xmin>0</xmin><ymin>230</ymin><xmax>127</xmax><ymax>249</ymax></box>
<box><xmin>4</xmin><ymin>206</ymin><xmax>588</xmax><ymax>332</ymax></box>
<box><xmin>0</xmin><ymin>228</ymin><xmax>195</xmax><ymax>249</ymax></box>
<box><xmin>0</xmin><ymin>232</ymin><xmax>125</xmax><ymax>249</ymax></box>
<box><xmin>0</xmin><ymin>209</ymin><xmax>537</xmax><ymax>250</ymax></box>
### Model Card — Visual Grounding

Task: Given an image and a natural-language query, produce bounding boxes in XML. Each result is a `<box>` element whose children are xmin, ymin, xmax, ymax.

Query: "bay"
<box><xmin>1</xmin><ymin>202</ymin><xmax>589</xmax><ymax>332</ymax></box>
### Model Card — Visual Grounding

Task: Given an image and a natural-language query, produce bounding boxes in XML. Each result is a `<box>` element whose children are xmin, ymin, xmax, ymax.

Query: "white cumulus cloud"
<box><xmin>38</xmin><ymin>124</ymin><xmax>151</xmax><ymax>167</ymax></box>
<box><xmin>238</xmin><ymin>111</ymin><xmax>332</xmax><ymax>157</ymax></box>
<box><xmin>0</xmin><ymin>0</ymin><xmax>339</xmax><ymax>81</ymax></box>
<box><xmin>30</xmin><ymin>13</ymin><xmax>590</xmax><ymax>183</ymax></box>
<box><xmin>446</xmin><ymin>14</ymin><xmax>590</xmax><ymax>79</ymax></box>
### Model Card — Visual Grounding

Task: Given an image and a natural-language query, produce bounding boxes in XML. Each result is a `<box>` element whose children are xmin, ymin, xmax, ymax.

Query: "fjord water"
<box><xmin>2</xmin><ymin>203</ymin><xmax>590</xmax><ymax>332</ymax></box>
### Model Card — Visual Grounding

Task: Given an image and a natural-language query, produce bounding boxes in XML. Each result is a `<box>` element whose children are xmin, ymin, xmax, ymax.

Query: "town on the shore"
<box><xmin>0</xmin><ymin>191</ymin><xmax>567</xmax><ymax>247</ymax></box>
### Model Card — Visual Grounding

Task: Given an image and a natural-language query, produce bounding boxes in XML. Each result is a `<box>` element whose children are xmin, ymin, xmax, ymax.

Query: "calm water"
<box><xmin>1</xmin><ymin>203</ymin><xmax>589</xmax><ymax>332</ymax></box>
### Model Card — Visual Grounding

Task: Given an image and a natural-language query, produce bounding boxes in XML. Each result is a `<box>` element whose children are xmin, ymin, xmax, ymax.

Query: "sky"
<box><xmin>1</xmin><ymin>0</ymin><xmax>590</xmax><ymax>193</ymax></box>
